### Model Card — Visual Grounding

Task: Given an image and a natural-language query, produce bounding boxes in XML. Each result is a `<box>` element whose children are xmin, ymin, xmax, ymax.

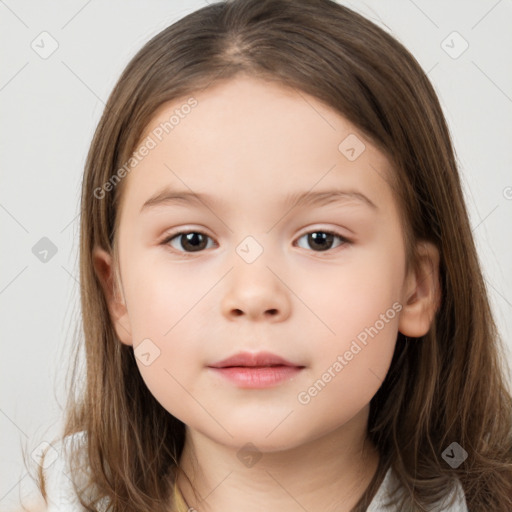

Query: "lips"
<box><xmin>207</xmin><ymin>351</ymin><xmax>305</xmax><ymax>388</ymax></box>
<box><xmin>208</xmin><ymin>351</ymin><xmax>304</xmax><ymax>369</ymax></box>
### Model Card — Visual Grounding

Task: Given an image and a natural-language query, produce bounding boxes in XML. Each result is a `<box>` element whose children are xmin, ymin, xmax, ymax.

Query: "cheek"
<box><xmin>296</xmin><ymin>244</ymin><xmax>404</xmax><ymax>401</ymax></box>
<box><xmin>302</xmin><ymin>241</ymin><xmax>404</xmax><ymax>339</ymax></box>
<box><xmin>119</xmin><ymin>256</ymin><xmax>209</xmax><ymax>408</ymax></box>
<box><xmin>124</xmin><ymin>250</ymin><xmax>210</xmax><ymax>340</ymax></box>
<box><xmin>292</xmin><ymin>274</ymin><xmax>401</xmax><ymax>441</ymax></box>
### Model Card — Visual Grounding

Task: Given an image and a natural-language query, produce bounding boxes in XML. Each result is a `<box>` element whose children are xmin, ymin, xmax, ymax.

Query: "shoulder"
<box><xmin>367</xmin><ymin>467</ymin><xmax>468</xmax><ymax>511</ymax></box>
<box><xmin>42</xmin><ymin>431</ymin><xmax>94</xmax><ymax>512</ymax></box>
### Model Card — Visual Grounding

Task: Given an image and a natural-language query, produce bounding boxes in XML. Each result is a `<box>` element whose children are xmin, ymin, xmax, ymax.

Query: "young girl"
<box><xmin>28</xmin><ymin>0</ymin><xmax>512</xmax><ymax>510</ymax></box>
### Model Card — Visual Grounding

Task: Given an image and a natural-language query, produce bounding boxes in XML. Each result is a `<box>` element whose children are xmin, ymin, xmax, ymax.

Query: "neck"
<box><xmin>175</xmin><ymin>406</ymin><xmax>380</xmax><ymax>512</ymax></box>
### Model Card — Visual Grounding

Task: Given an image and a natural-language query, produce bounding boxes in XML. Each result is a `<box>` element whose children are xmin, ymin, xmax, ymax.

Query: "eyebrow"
<box><xmin>140</xmin><ymin>187</ymin><xmax>378</xmax><ymax>213</ymax></box>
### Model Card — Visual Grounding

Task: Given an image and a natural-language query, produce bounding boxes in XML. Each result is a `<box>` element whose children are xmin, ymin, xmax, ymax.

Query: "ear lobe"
<box><xmin>398</xmin><ymin>241</ymin><xmax>441</xmax><ymax>338</ymax></box>
<box><xmin>92</xmin><ymin>246</ymin><xmax>133</xmax><ymax>346</ymax></box>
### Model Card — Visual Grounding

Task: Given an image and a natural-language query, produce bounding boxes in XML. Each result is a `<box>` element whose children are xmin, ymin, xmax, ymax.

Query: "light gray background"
<box><xmin>1</xmin><ymin>0</ymin><xmax>511</xmax><ymax>508</ymax></box>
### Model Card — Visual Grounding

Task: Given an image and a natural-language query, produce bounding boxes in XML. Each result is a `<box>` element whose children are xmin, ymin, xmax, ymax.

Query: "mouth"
<box><xmin>208</xmin><ymin>350</ymin><xmax>304</xmax><ymax>369</ymax></box>
<box><xmin>207</xmin><ymin>351</ymin><xmax>305</xmax><ymax>388</ymax></box>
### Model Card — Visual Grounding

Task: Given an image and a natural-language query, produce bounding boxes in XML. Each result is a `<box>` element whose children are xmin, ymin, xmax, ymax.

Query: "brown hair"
<box><xmin>29</xmin><ymin>0</ymin><xmax>512</xmax><ymax>510</ymax></box>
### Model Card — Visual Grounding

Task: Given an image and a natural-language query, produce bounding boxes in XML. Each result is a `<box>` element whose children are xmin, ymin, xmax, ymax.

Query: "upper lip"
<box><xmin>208</xmin><ymin>351</ymin><xmax>304</xmax><ymax>368</ymax></box>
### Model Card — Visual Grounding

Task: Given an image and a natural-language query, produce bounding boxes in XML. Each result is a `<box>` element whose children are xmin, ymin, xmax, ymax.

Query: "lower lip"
<box><xmin>208</xmin><ymin>365</ymin><xmax>304</xmax><ymax>388</ymax></box>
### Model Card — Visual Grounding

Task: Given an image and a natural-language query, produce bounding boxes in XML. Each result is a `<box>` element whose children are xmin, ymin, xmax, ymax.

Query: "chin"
<box><xmin>206</xmin><ymin>421</ymin><xmax>314</xmax><ymax>454</ymax></box>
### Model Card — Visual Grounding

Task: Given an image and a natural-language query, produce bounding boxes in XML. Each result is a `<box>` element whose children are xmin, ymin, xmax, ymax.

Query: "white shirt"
<box><xmin>43</xmin><ymin>432</ymin><xmax>468</xmax><ymax>511</ymax></box>
<box><xmin>367</xmin><ymin>464</ymin><xmax>468</xmax><ymax>511</ymax></box>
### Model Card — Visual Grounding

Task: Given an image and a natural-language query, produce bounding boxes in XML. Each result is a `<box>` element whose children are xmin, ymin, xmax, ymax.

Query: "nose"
<box><xmin>220</xmin><ymin>260</ymin><xmax>291</xmax><ymax>322</ymax></box>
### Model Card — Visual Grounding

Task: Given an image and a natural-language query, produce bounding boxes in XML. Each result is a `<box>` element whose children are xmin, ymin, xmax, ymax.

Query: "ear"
<box><xmin>398</xmin><ymin>241</ymin><xmax>441</xmax><ymax>338</ymax></box>
<box><xmin>92</xmin><ymin>246</ymin><xmax>133</xmax><ymax>346</ymax></box>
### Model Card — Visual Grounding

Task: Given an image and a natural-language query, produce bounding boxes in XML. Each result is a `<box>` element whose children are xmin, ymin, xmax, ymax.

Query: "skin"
<box><xmin>94</xmin><ymin>75</ymin><xmax>440</xmax><ymax>511</ymax></box>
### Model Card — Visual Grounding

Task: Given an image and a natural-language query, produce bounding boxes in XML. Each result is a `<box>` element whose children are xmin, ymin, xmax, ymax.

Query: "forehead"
<box><xmin>118</xmin><ymin>75</ymin><xmax>394</xmax><ymax>218</ymax></box>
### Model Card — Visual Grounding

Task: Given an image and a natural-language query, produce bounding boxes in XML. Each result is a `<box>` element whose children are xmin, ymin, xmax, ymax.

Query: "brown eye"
<box><xmin>164</xmin><ymin>231</ymin><xmax>215</xmax><ymax>253</ymax></box>
<box><xmin>295</xmin><ymin>230</ymin><xmax>349</xmax><ymax>252</ymax></box>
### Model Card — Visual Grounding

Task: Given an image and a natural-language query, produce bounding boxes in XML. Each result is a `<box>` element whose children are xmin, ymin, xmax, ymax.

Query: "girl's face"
<box><xmin>94</xmin><ymin>75</ymin><xmax>438</xmax><ymax>451</ymax></box>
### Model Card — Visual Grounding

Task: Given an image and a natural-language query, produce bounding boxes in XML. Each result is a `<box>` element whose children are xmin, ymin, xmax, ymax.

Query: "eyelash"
<box><xmin>160</xmin><ymin>228</ymin><xmax>352</xmax><ymax>256</ymax></box>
